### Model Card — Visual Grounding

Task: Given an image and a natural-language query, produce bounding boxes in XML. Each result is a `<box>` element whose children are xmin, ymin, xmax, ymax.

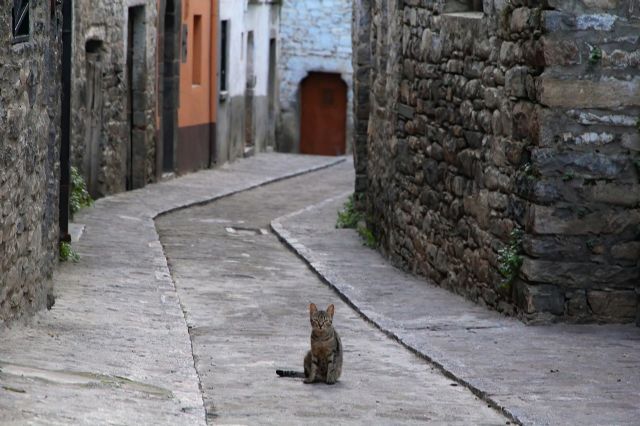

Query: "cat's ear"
<box><xmin>309</xmin><ymin>303</ymin><xmax>318</xmax><ymax>315</ymax></box>
<box><xmin>326</xmin><ymin>304</ymin><xmax>335</xmax><ymax>318</ymax></box>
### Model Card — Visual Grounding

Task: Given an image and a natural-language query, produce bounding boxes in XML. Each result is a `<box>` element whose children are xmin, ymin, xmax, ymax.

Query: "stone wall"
<box><xmin>278</xmin><ymin>0</ymin><xmax>354</xmax><ymax>153</ymax></box>
<box><xmin>352</xmin><ymin>0</ymin><xmax>372</xmax><ymax>199</ymax></box>
<box><xmin>72</xmin><ymin>0</ymin><xmax>158</xmax><ymax>198</ymax></box>
<box><xmin>0</xmin><ymin>1</ymin><xmax>62</xmax><ymax>323</ymax></box>
<box><xmin>357</xmin><ymin>0</ymin><xmax>640</xmax><ymax>323</ymax></box>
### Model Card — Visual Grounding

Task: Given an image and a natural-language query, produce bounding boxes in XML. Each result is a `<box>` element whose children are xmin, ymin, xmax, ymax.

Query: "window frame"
<box><xmin>12</xmin><ymin>0</ymin><xmax>30</xmax><ymax>43</ymax></box>
<box><xmin>443</xmin><ymin>0</ymin><xmax>483</xmax><ymax>14</ymax></box>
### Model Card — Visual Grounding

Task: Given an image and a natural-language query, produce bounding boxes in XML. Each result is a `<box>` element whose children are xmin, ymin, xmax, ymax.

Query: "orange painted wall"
<box><xmin>179</xmin><ymin>0</ymin><xmax>218</xmax><ymax>128</ymax></box>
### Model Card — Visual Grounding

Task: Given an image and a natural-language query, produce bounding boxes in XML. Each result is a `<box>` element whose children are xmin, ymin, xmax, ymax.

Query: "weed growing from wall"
<box><xmin>70</xmin><ymin>166</ymin><xmax>93</xmax><ymax>217</ymax></box>
<box><xmin>336</xmin><ymin>194</ymin><xmax>377</xmax><ymax>248</ymax></box>
<box><xmin>497</xmin><ymin>228</ymin><xmax>523</xmax><ymax>292</ymax></box>
<box><xmin>336</xmin><ymin>195</ymin><xmax>363</xmax><ymax>229</ymax></box>
<box><xmin>357</xmin><ymin>223</ymin><xmax>377</xmax><ymax>248</ymax></box>
<box><xmin>59</xmin><ymin>241</ymin><xmax>80</xmax><ymax>262</ymax></box>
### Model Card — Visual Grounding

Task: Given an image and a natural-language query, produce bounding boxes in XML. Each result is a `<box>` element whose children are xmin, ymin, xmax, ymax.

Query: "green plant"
<box><xmin>588</xmin><ymin>45</ymin><xmax>602</xmax><ymax>65</ymax></box>
<box><xmin>497</xmin><ymin>228</ymin><xmax>523</xmax><ymax>290</ymax></box>
<box><xmin>562</xmin><ymin>170</ymin><xmax>575</xmax><ymax>181</ymax></box>
<box><xmin>635</xmin><ymin>117</ymin><xmax>640</xmax><ymax>131</ymax></box>
<box><xmin>336</xmin><ymin>195</ymin><xmax>363</xmax><ymax>229</ymax></box>
<box><xmin>70</xmin><ymin>166</ymin><xmax>93</xmax><ymax>217</ymax></box>
<box><xmin>357</xmin><ymin>223</ymin><xmax>377</xmax><ymax>248</ymax></box>
<box><xmin>59</xmin><ymin>241</ymin><xmax>80</xmax><ymax>262</ymax></box>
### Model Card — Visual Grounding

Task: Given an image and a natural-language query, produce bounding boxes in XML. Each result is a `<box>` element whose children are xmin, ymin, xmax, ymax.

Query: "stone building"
<box><xmin>278</xmin><ymin>0</ymin><xmax>354</xmax><ymax>155</ymax></box>
<box><xmin>0</xmin><ymin>0</ymin><xmax>62</xmax><ymax>323</ymax></box>
<box><xmin>217</xmin><ymin>0</ymin><xmax>280</xmax><ymax>161</ymax></box>
<box><xmin>354</xmin><ymin>0</ymin><xmax>640</xmax><ymax>323</ymax></box>
<box><xmin>71</xmin><ymin>0</ymin><xmax>159</xmax><ymax>197</ymax></box>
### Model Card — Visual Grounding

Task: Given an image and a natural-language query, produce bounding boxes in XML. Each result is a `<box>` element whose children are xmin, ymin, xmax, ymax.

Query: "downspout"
<box><xmin>59</xmin><ymin>0</ymin><xmax>72</xmax><ymax>242</ymax></box>
<box><xmin>209</xmin><ymin>0</ymin><xmax>219</xmax><ymax>168</ymax></box>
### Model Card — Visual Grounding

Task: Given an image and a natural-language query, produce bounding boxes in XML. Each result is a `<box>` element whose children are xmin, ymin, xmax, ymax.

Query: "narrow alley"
<box><xmin>156</xmin><ymin>161</ymin><xmax>506</xmax><ymax>424</ymax></box>
<box><xmin>1</xmin><ymin>0</ymin><xmax>639</xmax><ymax>425</ymax></box>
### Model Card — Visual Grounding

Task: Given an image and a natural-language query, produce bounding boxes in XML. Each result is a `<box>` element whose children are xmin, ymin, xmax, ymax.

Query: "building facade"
<box><xmin>71</xmin><ymin>0</ymin><xmax>159</xmax><ymax>197</ymax></box>
<box><xmin>0</xmin><ymin>0</ymin><xmax>62</xmax><ymax>323</ymax></box>
<box><xmin>354</xmin><ymin>0</ymin><xmax>640</xmax><ymax>323</ymax></box>
<box><xmin>217</xmin><ymin>0</ymin><xmax>280</xmax><ymax>162</ymax></box>
<box><xmin>278</xmin><ymin>0</ymin><xmax>353</xmax><ymax>155</ymax></box>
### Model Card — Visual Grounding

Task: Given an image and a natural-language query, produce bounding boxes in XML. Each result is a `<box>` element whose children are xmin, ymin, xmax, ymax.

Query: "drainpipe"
<box><xmin>59</xmin><ymin>0</ymin><xmax>72</xmax><ymax>242</ymax></box>
<box><xmin>209</xmin><ymin>0</ymin><xmax>219</xmax><ymax>168</ymax></box>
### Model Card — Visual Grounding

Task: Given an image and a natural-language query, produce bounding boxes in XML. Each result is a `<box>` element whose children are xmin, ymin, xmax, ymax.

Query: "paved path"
<box><xmin>0</xmin><ymin>154</ymin><xmax>343</xmax><ymax>425</ymax></box>
<box><xmin>272</xmin><ymin>183</ymin><xmax>640</xmax><ymax>426</ymax></box>
<box><xmin>156</xmin><ymin>161</ymin><xmax>507</xmax><ymax>425</ymax></box>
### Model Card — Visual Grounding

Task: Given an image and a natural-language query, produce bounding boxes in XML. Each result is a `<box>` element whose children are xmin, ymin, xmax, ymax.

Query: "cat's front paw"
<box><xmin>303</xmin><ymin>378</ymin><xmax>314</xmax><ymax>384</ymax></box>
<box><xmin>325</xmin><ymin>378</ymin><xmax>337</xmax><ymax>385</ymax></box>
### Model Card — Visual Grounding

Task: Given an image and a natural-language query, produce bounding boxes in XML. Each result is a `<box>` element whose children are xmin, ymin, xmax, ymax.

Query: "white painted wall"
<box><xmin>220</xmin><ymin>0</ymin><xmax>278</xmax><ymax>97</ymax></box>
<box><xmin>218</xmin><ymin>0</ymin><xmax>280</xmax><ymax>162</ymax></box>
<box><xmin>219</xmin><ymin>0</ymin><xmax>246</xmax><ymax>98</ymax></box>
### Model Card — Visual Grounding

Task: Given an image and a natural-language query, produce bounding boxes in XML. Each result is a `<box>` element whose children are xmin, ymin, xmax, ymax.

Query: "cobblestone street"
<box><xmin>156</xmin><ymin>161</ymin><xmax>506</xmax><ymax>424</ymax></box>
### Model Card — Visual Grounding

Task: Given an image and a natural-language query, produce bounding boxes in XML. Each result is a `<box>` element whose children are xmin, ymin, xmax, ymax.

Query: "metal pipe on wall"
<box><xmin>59</xmin><ymin>0</ymin><xmax>72</xmax><ymax>242</ymax></box>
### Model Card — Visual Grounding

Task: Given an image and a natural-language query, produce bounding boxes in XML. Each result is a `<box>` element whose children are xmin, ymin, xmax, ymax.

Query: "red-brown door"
<box><xmin>300</xmin><ymin>72</ymin><xmax>347</xmax><ymax>156</ymax></box>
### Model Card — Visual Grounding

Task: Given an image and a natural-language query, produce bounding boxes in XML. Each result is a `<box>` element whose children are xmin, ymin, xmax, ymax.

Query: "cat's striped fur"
<box><xmin>276</xmin><ymin>303</ymin><xmax>343</xmax><ymax>384</ymax></box>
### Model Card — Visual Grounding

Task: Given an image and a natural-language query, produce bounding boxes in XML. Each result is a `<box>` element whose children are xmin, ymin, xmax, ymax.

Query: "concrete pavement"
<box><xmin>2</xmin><ymin>153</ymin><xmax>636</xmax><ymax>425</ymax></box>
<box><xmin>271</xmin><ymin>181</ymin><xmax>640</xmax><ymax>426</ymax></box>
<box><xmin>156</xmin><ymin>160</ymin><xmax>507</xmax><ymax>425</ymax></box>
<box><xmin>0</xmin><ymin>154</ymin><xmax>343</xmax><ymax>425</ymax></box>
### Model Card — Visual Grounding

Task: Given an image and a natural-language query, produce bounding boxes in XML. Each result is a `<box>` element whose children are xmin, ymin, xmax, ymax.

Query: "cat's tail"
<box><xmin>276</xmin><ymin>369</ymin><xmax>305</xmax><ymax>378</ymax></box>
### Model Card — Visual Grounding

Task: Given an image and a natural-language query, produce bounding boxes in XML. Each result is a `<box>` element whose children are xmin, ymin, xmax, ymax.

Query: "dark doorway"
<box><xmin>162</xmin><ymin>0</ymin><xmax>179</xmax><ymax>174</ymax></box>
<box><xmin>244</xmin><ymin>31</ymin><xmax>255</xmax><ymax>152</ymax></box>
<box><xmin>127</xmin><ymin>6</ymin><xmax>146</xmax><ymax>190</ymax></box>
<box><xmin>267</xmin><ymin>38</ymin><xmax>277</xmax><ymax>147</ymax></box>
<box><xmin>84</xmin><ymin>39</ymin><xmax>104</xmax><ymax>198</ymax></box>
<box><xmin>300</xmin><ymin>72</ymin><xmax>347</xmax><ymax>156</ymax></box>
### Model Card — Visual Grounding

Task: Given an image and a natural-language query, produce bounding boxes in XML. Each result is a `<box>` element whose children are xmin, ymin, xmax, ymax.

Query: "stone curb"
<box><xmin>145</xmin><ymin>156</ymin><xmax>346</xmax><ymax>423</ymax></box>
<box><xmin>153</xmin><ymin>157</ymin><xmax>347</xmax><ymax>220</ymax></box>
<box><xmin>270</xmin><ymin>195</ymin><xmax>523</xmax><ymax>426</ymax></box>
<box><xmin>143</xmin><ymin>156</ymin><xmax>346</xmax><ymax>422</ymax></box>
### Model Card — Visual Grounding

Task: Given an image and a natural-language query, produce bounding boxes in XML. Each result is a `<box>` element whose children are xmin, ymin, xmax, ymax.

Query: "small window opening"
<box><xmin>444</xmin><ymin>0</ymin><xmax>483</xmax><ymax>13</ymax></box>
<box><xmin>192</xmin><ymin>15</ymin><xmax>202</xmax><ymax>85</ymax></box>
<box><xmin>13</xmin><ymin>0</ymin><xmax>30</xmax><ymax>42</ymax></box>
<box><xmin>220</xmin><ymin>20</ymin><xmax>229</xmax><ymax>92</ymax></box>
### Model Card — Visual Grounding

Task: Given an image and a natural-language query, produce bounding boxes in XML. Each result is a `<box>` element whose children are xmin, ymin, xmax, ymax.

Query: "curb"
<box><xmin>270</xmin><ymin>196</ymin><xmax>523</xmax><ymax>426</ymax></box>
<box><xmin>155</xmin><ymin>157</ymin><xmax>347</xmax><ymax>220</ymax></box>
<box><xmin>151</xmin><ymin>156</ymin><xmax>347</xmax><ymax>422</ymax></box>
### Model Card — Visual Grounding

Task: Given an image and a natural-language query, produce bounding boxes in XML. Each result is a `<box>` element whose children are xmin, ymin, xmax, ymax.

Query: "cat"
<box><xmin>276</xmin><ymin>303</ymin><xmax>343</xmax><ymax>384</ymax></box>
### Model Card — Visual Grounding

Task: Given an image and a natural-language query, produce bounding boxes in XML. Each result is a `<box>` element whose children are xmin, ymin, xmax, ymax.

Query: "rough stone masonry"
<box><xmin>71</xmin><ymin>0</ymin><xmax>158</xmax><ymax>197</ymax></box>
<box><xmin>353</xmin><ymin>0</ymin><xmax>640</xmax><ymax>323</ymax></box>
<box><xmin>0</xmin><ymin>1</ymin><xmax>62</xmax><ymax>323</ymax></box>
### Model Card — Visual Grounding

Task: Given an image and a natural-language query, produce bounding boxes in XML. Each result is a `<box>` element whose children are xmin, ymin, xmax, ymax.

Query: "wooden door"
<box><xmin>300</xmin><ymin>72</ymin><xmax>347</xmax><ymax>156</ymax></box>
<box><xmin>84</xmin><ymin>40</ymin><xmax>104</xmax><ymax>198</ymax></box>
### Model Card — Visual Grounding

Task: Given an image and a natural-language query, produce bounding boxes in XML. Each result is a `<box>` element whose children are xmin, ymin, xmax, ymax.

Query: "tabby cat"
<box><xmin>276</xmin><ymin>303</ymin><xmax>343</xmax><ymax>384</ymax></box>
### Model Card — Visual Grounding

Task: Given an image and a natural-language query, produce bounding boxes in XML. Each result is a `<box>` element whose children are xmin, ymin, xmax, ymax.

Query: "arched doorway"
<box><xmin>300</xmin><ymin>72</ymin><xmax>347</xmax><ymax>156</ymax></box>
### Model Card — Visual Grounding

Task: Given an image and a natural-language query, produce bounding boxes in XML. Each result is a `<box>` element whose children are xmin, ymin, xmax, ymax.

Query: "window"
<box><xmin>220</xmin><ymin>20</ymin><xmax>229</xmax><ymax>92</ymax></box>
<box><xmin>443</xmin><ymin>0</ymin><xmax>483</xmax><ymax>13</ymax></box>
<box><xmin>12</xmin><ymin>0</ymin><xmax>29</xmax><ymax>42</ymax></box>
<box><xmin>192</xmin><ymin>15</ymin><xmax>202</xmax><ymax>85</ymax></box>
